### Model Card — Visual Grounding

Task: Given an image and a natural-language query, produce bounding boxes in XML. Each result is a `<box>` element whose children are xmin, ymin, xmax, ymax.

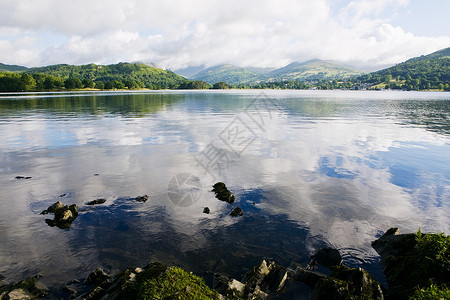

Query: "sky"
<box><xmin>0</xmin><ymin>0</ymin><xmax>449</xmax><ymax>71</ymax></box>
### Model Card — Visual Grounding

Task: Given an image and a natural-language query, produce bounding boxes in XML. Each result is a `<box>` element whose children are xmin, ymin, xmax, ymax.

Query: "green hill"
<box><xmin>356</xmin><ymin>47</ymin><xmax>450</xmax><ymax>90</ymax></box>
<box><xmin>0</xmin><ymin>63</ymin><xmax>28</xmax><ymax>72</ymax></box>
<box><xmin>266</xmin><ymin>59</ymin><xmax>363</xmax><ymax>81</ymax></box>
<box><xmin>191</xmin><ymin>64</ymin><xmax>263</xmax><ymax>84</ymax></box>
<box><xmin>25</xmin><ymin>62</ymin><xmax>187</xmax><ymax>89</ymax></box>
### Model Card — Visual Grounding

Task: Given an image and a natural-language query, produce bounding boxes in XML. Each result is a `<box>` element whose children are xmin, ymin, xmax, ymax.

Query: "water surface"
<box><xmin>0</xmin><ymin>90</ymin><xmax>449</xmax><ymax>293</ymax></box>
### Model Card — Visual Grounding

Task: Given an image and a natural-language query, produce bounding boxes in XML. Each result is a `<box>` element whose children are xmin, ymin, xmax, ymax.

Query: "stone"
<box><xmin>244</xmin><ymin>259</ymin><xmax>287</xmax><ymax>296</ymax></box>
<box><xmin>203</xmin><ymin>207</ymin><xmax>210</xmax><ymax>214</ymax></box>
<box><xmin>85</xmin><ymin>268</ymin><xmax>111</xmax><ymax>285</ymax></box>
<box><xmin>43</xmin><ymin>202</ymin><xmax>79</xmax><ymax>228</ymax></box>
<box><xmin>86</xmin><ymin>198</ymin><xmax>107</xmax><ymax>205</ymax></box>
<box><xmin>40</xmin><ymin>201</ymin><xmax>64</xmax><ymax>215</ymax></box>
<box><xmin>212</xmin><ymin>182</ymin><xmax>235</xmax><ymax>204</ymax></box>
<box><xmin>134</xmin><ymin>195</ymin><xmax>149</xmax><ymax>202</ymax></box>
<box><xmin>310</xmin><ymin>265</ymin><xmax>384</xmax><ymax>300</ymax></box>
<box><xmin>291</xmin><ymin>267</ymin><xmax>326</xmax><ymax>288</ymax></box>
<box><xmin>5</xmin><ymin>288</ymin><xmax>33</xmax><ymax>299</ymax></box>
<box><xmin>229</xmin><ymin>207</ymin><xmax>243</xmax><ymax>217</ymax></box>
<box><xmin>371</xmin><ymin>228</ymin><xmax>450</xmax><ymax>299</ymax></box>
<box><xmin>310</xmin><ymin>247</ymin><xmax>342</xmax><ymax>268</ymax></box>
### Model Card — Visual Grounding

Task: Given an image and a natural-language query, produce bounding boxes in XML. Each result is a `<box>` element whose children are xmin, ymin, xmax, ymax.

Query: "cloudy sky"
<box><xmin>1</xmin><ymin>0</ymin><xmax>449</xmax><ymax>70</ymax></box>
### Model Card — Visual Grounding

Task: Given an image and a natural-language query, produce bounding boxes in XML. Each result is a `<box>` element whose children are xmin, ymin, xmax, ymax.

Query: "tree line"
<box><xmin>0</xmin><ymin>72</ymin><xmax>237</xmax><ymax>92</ymax></box>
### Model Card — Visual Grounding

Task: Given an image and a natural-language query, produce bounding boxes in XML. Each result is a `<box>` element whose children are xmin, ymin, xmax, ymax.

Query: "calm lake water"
<box><xmin>0</xmin><ymin>90</ymin><xmax>449</xmax><ymax>295</ymax></box>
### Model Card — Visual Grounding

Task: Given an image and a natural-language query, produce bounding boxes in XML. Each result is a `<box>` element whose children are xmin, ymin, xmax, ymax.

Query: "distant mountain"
<box><xmin>357</xmin><ymin>47</ymin><xmax>450</xmax><ymax>90</ymax></box>
<box><xmin>191</xmin><ymin>64</ymin><xmax>263</xmax><ymax>84</ymax></box>
<box><xmin>183</xmin><ymin>60</ymin><xmax>363</xmax><ymax>84</ymax></box>
<box><xmin>174</xmin><ymin>65</ymin><xmax>206</xmax><ymax>78</ymax></box>
<box><xmin>0</xmin><ymin>63</ymin><xmax>28</xmax><ymax>72</ymax></box>
<box><xmin>266</xmin><ymin>59</ymin><xmax>363</xmax><ymax>81</ymax></box>
<box><xmin>245</xmin><ymin>66</ymin><xmax>276</xmax><ymax>75</ymax></box>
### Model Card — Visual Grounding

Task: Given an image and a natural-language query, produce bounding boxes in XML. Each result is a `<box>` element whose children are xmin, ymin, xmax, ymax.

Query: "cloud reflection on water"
<box><xmin>0</xmin><ymin>90</ymin><xmax>449</xmax><ymax>287</ymax></box>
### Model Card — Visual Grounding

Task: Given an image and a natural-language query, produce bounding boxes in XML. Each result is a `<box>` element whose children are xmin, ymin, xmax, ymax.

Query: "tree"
<box><xmin>213</xmin><ymin>81</ymin><xmax>230</xmax><ymax>89</ymax></box>
<box><xmin>82</xmin><ymin>78</ymin><xmax>95</xmax><ymax>89</ymax></box>
<box><xmin>20</xmin><ymin>74</ymin><xmax>36</xmax><ymax>91</ymax></box>
<box><xmin>64</xmin><ymin>77</ymin><xmax>83</xmax><ymax>90</ymax></box>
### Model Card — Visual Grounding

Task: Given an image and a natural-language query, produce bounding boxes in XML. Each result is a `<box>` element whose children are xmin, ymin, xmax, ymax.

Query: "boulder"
<box><xmin>3</xmin><ymin>274</ymin><xmax>49</xmax><ymax>299</ymax></box>
<box><xmin>85</xmin><ymin>268</ymin><xmax>111</xmax><ymax>286</ymax></box>
<box><xmin>203</xmin><ymin>207</ymin><xmax>210</xmax><ymax>214</ymax></box>
<box><xmin>291</xmin><ymin>267</ymin><xmax>326</xmax><ymax>288</ymax></box>
<box><xmin>310</xmin><ymin>265</ymin><xmax>384</xmax><ymax>300</ymax></box>
<box><xmin>244</xmin><ymin>259</ymin><xmax>288</xmax><ymax>296</ymax></box>
<box><xmin>4</xmin><ymin>288</ymin><xmax>33</xmax><ymax>299</ymax></box>
<box><xmin>212</xmin><ymin>182</ymin><xmax>235</xmax><ymax>204</ymax></box>
<box><xmin>229</xmin><ymin>207</ymin><xmax>243</xmax><ymax>217</ymax></box>
<box><xmin>372</xmin><ymin>228</ymin><xmax>450</xmax><ymax>299</ymax></box>
<box><xmin>310</xmin><ymin>247</ymin><xmax>342</xmax><ymax>268</ymax></box>
<box><xmin>40</xmin><ymin>201</ymin><xmax>64</xmax><ymax>215</ymax></box>
<box><xmin>43</xmin><ymin>202</ymin><xmax>78</xmax><ymax>228</ymax></box>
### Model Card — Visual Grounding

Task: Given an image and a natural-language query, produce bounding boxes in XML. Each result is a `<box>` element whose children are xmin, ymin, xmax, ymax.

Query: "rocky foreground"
<box><xmin>1</xmin><ymin>228</ymin><xmax>449</xmax><ymax>299</ymax></box>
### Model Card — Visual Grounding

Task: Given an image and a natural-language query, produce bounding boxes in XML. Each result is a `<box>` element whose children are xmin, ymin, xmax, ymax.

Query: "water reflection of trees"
<box><xmin>392</xmin><ymin>101</ymin><xmax>450</xmax><ymax>136</ymax></box>
<box><xmin>0</xmin><ymin>93</ymin><xmax>185</xmax><ymax>117</ymax></box>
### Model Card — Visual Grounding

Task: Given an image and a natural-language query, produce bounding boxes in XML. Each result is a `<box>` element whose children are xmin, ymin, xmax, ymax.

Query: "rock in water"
<box><xmin>4</xmin><ymin>274</ymin><xmax>48</xmax><ymax>299</ymax></box>
<box><xmin>86</xmin><ymin>198</ymin><xmax>107</xmax><ymax>205</ymax></box>
<box><xmin>43</xmin><ymin>202</ymin><xmax>79</xmax><ymax>229</ymax></box>
<box><xmin>371</xmin><ymin>228</ymin><xmax>450</xmax><ymax>299</ymax></box>
<box><xmin>203</xmin><ymin>207</ymin><xmax>210</xmax><ymax>214</ymax></box>
<box><xmin>135</xmin><ymin>195</ymin><xmax>149</xmax><ymax>202</ymax></box>
<box><xmin>310</xmin><ymin>247</ymin><xmax>342</xmax><ymax>268</ymax></box>
<box><xmin>244</xmin><ymin>259</ymin><xmax>288</xmax><ymax>296</ymax></box>
<box><xmin>85</xmin><ymin>268</ymin><xmax>111</xmax><ymax>285</ymax></box>
<box><xmin>40</xmin><ymin>201</ymin><xmax>64</xmax><ymax>215</ymax></box>
<box><xmin>310</xmin><ymin>265</ymin><xmax>384</xmax><ymax>300</ymax></box>
<box><xmin>212</xmin><ymin>182</ymin><xmax>235</xmax><ymax>204</ymax></box>
<box><xmin>229</xmin><ymin>207</ymin><xmax>243</xmax><ymax>217</ymax></box>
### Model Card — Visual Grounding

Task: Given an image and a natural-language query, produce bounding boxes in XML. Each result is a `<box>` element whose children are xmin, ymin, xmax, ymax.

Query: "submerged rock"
<box><xmin>134</xmin><ymin>195</ymin><xmax>149</xmax><ymax>202</ymax></box>
<box><xmin>85</xmin><ymin>268</ymin><xmax>111</xmax><ymax>286</ymax></box>
<box><xmin>86</xmin><ymin>198</ymin><xmax>107</xmax><ymax>205</ymax></box>
<box><xmin>229</xmin><ymin>207</ymin><xmax>243</xmax><ymax>217</ymax></box>
<box><xmin>42</xmin><ymin>201</ymin><xmax>78</xmax><ymax>229</ymax></box>
<box><xmin>203</xmin><ymin>207</ymin><xmax>210</xmax><ymax>214</ymax></box>
<box><xmin>310</xmin><ymin>247</ymin><xmax>342</xmax><ymax>268</ymax></box>
<box><xmin>211</xmin><ymin>182</ymin><xmax>235</xmax><ymax>204</ymax></box>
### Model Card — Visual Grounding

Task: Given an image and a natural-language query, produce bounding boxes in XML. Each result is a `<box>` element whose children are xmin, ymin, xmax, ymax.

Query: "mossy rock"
<box><xmin>137</xmin><ymin>266</ymin><xmax>221</xmax><ymax>299</ymax></box>
<box><xmin>212</xmin><ymin>182</ymin><xmax>235</xmax><ymax>204</ymax></box>
<box><xmin>372</xmin><ymin>229</ymin><xmax>450</xmax><ymax>299</ymax></box>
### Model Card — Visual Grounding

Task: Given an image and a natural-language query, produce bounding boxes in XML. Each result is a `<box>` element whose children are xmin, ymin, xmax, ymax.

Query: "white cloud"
<box><xmin>0</xmin><ymin>0</ymin><xmax>449</xmax><ymax>69</ymax></box>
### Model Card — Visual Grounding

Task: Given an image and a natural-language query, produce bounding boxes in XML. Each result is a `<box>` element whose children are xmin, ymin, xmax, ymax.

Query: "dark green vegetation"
<box><xmin>372</xmin><ymin>228</ymin><xmax>450</xmax><ymax>299</ymax></box>
<box><xmin>353</xmin><ymin>47</ymin><xmax>450</xmax><ymax>91</ymax></box>
<box><xmin>138</xmin><ymin>266</ymin><xmax>220</xmax><ymax>300</ymax></box>
<box><xmin>0</xmin><ymin>62</ymin><xmax>28</xmax><ymax>72</ymax></box>
<box><xmin>0</xmin><ymin>62</ymin><xmax>196</xmax><ymax>92</ymax></box>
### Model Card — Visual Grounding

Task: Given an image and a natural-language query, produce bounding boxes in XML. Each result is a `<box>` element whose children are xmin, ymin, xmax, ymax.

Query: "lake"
<box><xmin>0</xmin><ymin>90</ymin><xmax>449</xmax><ymax>295</ymax></box>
